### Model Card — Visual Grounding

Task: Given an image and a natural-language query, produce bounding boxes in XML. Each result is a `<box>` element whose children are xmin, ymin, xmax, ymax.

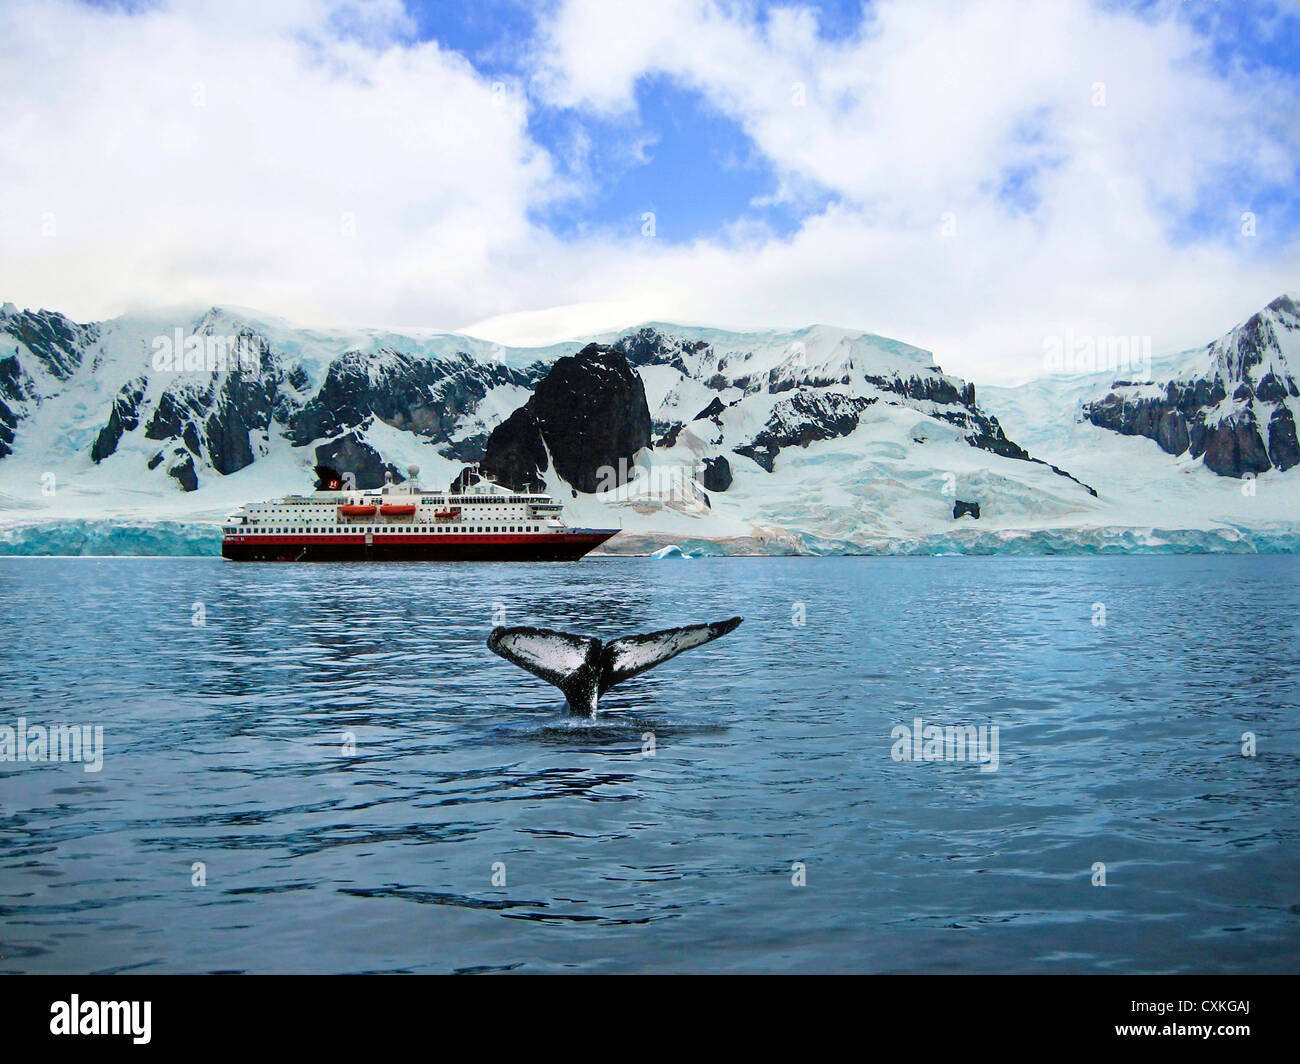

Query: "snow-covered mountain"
<box><xmin>1080</xmin><ymin>294</ymin><xmax>1299</xmax><ymax>476</ymax></box>
<box><xmin>1</xmin><ymin>296</ymin><xmax>1297</xmax><ymax>555</ymax></box>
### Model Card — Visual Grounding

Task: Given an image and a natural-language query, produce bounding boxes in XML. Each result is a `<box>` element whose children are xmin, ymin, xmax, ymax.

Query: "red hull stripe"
<box><xmin>222</xmin><ymin>533</ymin><xmax>612</xmax><ymax>545</ymax></box>
<box><xmin>221</xmin><ymin>530</ymin><xmax>618</xmax><ymax>562</ymax></box>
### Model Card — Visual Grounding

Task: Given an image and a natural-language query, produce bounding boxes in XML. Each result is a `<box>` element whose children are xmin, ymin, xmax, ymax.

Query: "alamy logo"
<box><xmin>152</xmin><ymin>328</ymin><xmax>260</xmax><ymax>375</ymax></box>
<box><xmin>890</xmin><ymin>717</ymin><xmax>999</xmax><ymax>773</ymax></box>
<box><xmin>593</xmin><ymin>459</ymin><xmax>707</xmax><ymax>498</ymax></box>
<box><xmin>50</xmin><ymin>995</ymin><xmax>151</xmax><ymax>1044</ymax></box>
<box><xmin>0</xmin><ymin>718</ymin><xmax>103</xmax><ymax>772</ymax></box>
<box><xmin>1043</xmin><ymin>331</ymin><xmax>1152</xmax><ymax>380</ymax></box>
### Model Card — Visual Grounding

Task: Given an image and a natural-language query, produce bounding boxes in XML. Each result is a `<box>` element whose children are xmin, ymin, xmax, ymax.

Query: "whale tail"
<box><xmin>487</xmin><ymin>617</ymin><xmax>743</xmax><ymax>717</ymax></box>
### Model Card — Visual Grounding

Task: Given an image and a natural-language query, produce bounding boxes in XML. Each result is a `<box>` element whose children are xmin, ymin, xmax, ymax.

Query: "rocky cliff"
<box><xmin>1083</xmin><ymin>295</ymin><xmax>1300</xmax><ymax>477</ymax></box>
<box><xmin>480</xmin><ymin>344</ymin><xmax>651</xmax><ymax>493</ymax></box>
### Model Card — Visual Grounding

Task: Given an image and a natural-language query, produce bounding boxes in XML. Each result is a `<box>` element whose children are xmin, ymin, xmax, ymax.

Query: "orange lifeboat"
<box><xmin>380</xmin><ymin>503</ymin><xmax>417</xmax><ymax>517</ymax></box>
<box><xmin>339</xmin><ymin>504</ymin><xmax>377</xmax><ymax>517</ymax></box>
<box><xmin>434</xmin><ymin>507</ymin><xmax>462</xmax><ymax>520</ymax></box>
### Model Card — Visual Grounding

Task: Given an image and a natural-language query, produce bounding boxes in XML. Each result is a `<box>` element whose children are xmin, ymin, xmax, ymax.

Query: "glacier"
<box><xmin>0</xmin><ymin>520</ymin><xmax>221</xmax><ymax>556</ymax></box>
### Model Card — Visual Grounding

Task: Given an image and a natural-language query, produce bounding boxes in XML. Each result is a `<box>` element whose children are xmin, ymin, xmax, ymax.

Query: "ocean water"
<box><xmin>1</xmin><ymin>555</ymin><xmax>1297</xmax><ymax>974</ymax></box>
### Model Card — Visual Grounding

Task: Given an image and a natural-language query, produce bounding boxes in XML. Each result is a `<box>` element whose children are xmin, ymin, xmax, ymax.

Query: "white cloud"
<box><xmin>511</xmin><ymin>0</ymin><xmax>1300</xmax><ymax>380</ymax></box>
<box><xmin>0</xmin><ymin>0</ymin><xmax>1296</xmax><ymax>384</ymax></box>
<box><xmin>0</xmin><ymin>0</ymin><xmax>554</xmax><ymax>328</ymax></box>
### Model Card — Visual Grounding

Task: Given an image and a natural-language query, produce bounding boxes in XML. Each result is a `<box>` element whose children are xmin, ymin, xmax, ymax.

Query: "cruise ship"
<box><xmin>221</xmin><ymin>464</ymin><xmax>620</xmax><ymax>562</ymax></box>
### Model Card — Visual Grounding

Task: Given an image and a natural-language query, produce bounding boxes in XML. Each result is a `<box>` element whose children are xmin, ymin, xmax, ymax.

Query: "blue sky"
<box><xmin>404</xmin><ymin>0</ymin><xmax>1300</xmax><ymax>249</ymax></box>
<box><xmin>406</xmin><ymin>0</ymin><xmax>838</xmax><ymax>241</ymax></box>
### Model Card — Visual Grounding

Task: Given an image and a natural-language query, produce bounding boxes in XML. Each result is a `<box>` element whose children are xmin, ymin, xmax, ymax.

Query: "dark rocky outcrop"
<box><xmin>0</xmin><ymin>306</ymin><xmax>96</xmax><ymax>382</ymax></box>
<box><xmin>314</xmin><ymin>429</ymin><xmax>402</xmax><ymax>490</ymax></box>
<box><xmin>0</xmin><ymin>354</ymin><xmax>24</xmax><ymax>459</ymax></box>
<box><xmin>440</xmin><ymin>433</ymin><xmax>491</xmax><ymax>464</ymax></box>
<box><xmin>613</xmin><ymin>327</ymin><xmax>708</xmax><ymax>376</ymax></box>
<box><xmin>693</xmin><ymin>396</ymin><xmax>727</xmax><ymax>422</ymax></box>
<box><xmin>655</xmin><ymin>423</ymin><xmax>683</xmax><ymax>449</ymax></box>
<box><xmin>953</xmin><ymin>500</ymin><xmax>981</xmax><ymax>519</ymax></box>
<box><xmin>1267</xmin><ymin>405</ymin><xmax>1299</xmax><ymax>471</ymax></box>
<box><xmin>167</xmin><ymin>452</ymin><xmax>198</xmax><ymax>492</ymax></box>
<box><xmin>90</xmin><ymin>377</ymin><xmax>146</xmax><ymax>463</ymax></box>
<box><xmin>479</xmin><ymin>344</ymin><xmax>651</xmax><ymax>493</ymax></box>
<box><xmin>125</xmin><ymin>335</ymin><xmax>294</xmax><ymax>480</ymax></box>
<box><xmin>733</xmin><ymin>392</ymin><xmax>876</xmax><ymax>472</ymax></box>
<box><xmin>480</xmin><ymin>405</ymin><xmax>549</xmax><ymax>493</ymax></box>
<box><xmin>865</xmin><ymin>372</ymin><xmax>973</xmax><ymax>408</ymax></box>
<box><xmin>941</xmin><ymin>408</ymin><xmax>1031</xmax><ymax>461</ymax></box>
<box><xmin>0</xmin><ymin>306</ymin><xmax>99</xmax><ymax>458</ymax></box>
<box><xmin>1083</xmin><ymin>294</ymin><xmax>1300</xmax><ymax>477</ymax></box>
<box><xmin>1200</xmin><ymin>413</ymin><xmax>1272</xmax><ymax>477</ymax></box>
<box><xmin>287</xmin><ymin>348</ymin><xmax>531</xmax><ymax>446</ymax></box>
<box><xmin>0</xmin><ymin>401</ymin><xmax>16</xmax><ymax>458</ymax></box>
<box><xmin>699</xmin><ymin>456</ymin><xmax>732</xmax><ymax>492</ymax></box>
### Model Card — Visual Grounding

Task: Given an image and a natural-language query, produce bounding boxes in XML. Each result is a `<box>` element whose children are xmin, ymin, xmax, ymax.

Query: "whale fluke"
<box><xmin>487</xmin><ymin>617</ymin><xmax>743</xmax><ymax>717</ymax></box>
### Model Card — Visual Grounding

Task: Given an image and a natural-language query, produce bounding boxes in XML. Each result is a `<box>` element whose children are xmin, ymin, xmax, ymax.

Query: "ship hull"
<box><xmin>221</xmin><ymin>530</ymin><xmax>618</xmax><ymax>562</ymax></box>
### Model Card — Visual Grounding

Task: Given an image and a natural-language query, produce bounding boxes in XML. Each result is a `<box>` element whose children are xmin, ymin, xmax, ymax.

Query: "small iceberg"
<box><xmin>650</xmin><ymin>544</ymin><xmax>695</xmax><ymax>559</ymax></box>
